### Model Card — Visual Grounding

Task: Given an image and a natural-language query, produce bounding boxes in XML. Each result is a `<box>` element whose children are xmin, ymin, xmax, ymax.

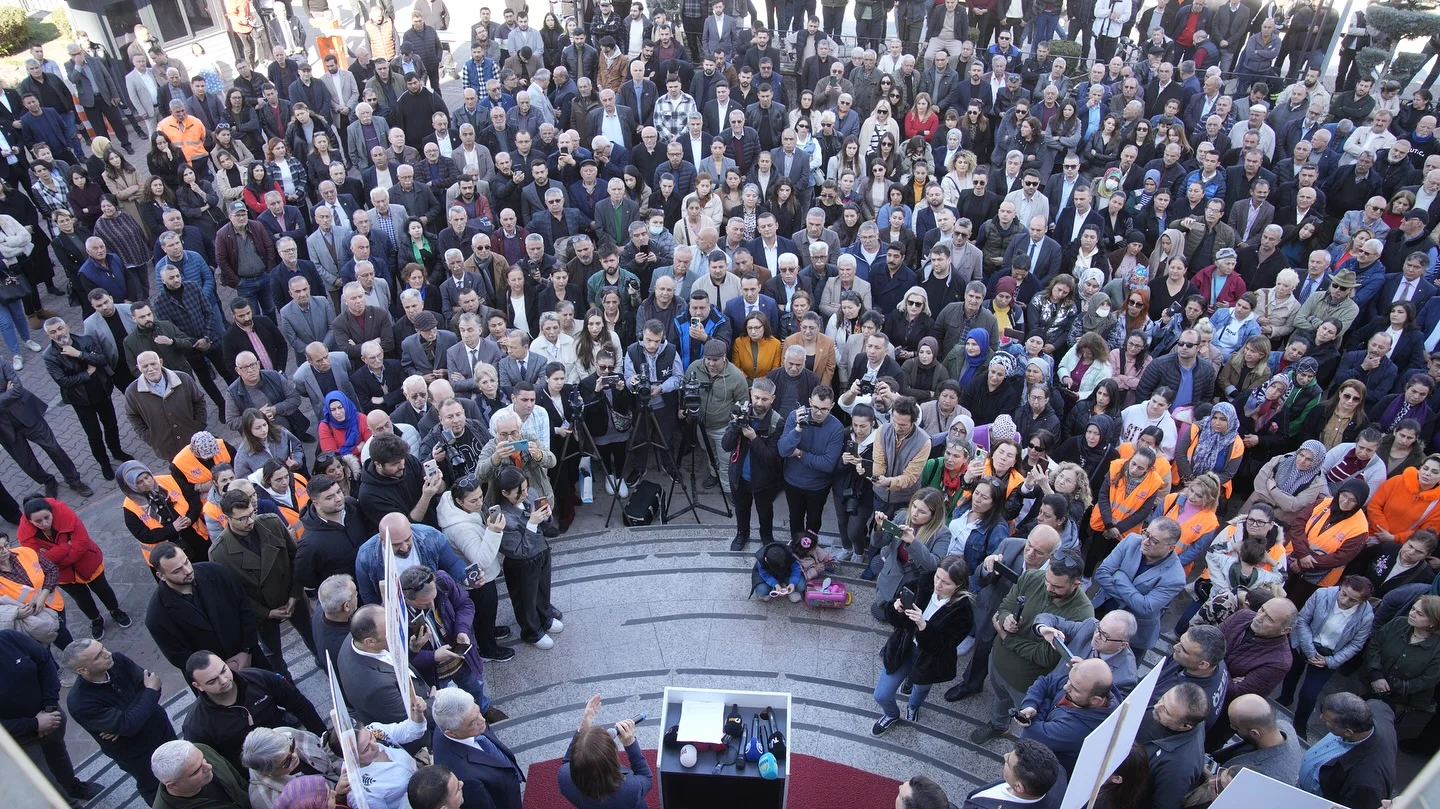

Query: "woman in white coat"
<box><xmin>1092</xmin><ymin>0</ymin><xmax>1133</xmax><ymax>64</ymax></box>
<box><xmin>0</xmin><ymin>213</ymin><xmax>41</xmax><ymax>370</ymax></box>
<box><xmin>436</xmin><ymin>476</ymin><xmax>516</xmax><ymax>662</ymax></box>
<box><xmin>1057</xmin><ymin>331</ymin><xmax>1115</xmax><ymax>400</ymax></box>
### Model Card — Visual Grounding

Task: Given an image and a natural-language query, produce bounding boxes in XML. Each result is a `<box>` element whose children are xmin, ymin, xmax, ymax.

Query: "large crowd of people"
<box><xmin>0</xmin><ymin>0</ymin><xmax>1437</xmax><ymax>807</ymax></box>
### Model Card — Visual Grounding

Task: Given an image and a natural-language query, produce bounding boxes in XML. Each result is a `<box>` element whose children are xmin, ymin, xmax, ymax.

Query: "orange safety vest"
<box><xmin>272</xmin><ymin>474</ymin><xmax>310</xmax><ymax>539</ymax></box>
<box><xmin>123</xmin><ymin>475</ymin><xmax>208</xmax><ymax>563</ymax></box>
<box><xmin>1178</xmin><ymin>431</ymin><xmax>1246</xmax><ymax>495</ymax></box>
<box><xmin>1090</xmin><ymin>458</ymin><xmax>1166</xmax><ymax>534</ymax></box>
<box><xmin>0</xmin><ymin>546</ymin><xmax>63</xmax><ymax>610</ymax></box>
<box><xmin>1292</xmin><ymin>497</ymin><xmax>1370</xmax><ymax>588</ymax></box>
<box><xmin>157</xmin><ymin>115</ymin><xmax>209</xmax><ymax>164</ymax></box>
<box><xmin>172</xmin><ymin>443</ymin><xmax>232</xmax><ymax>486</ymax></box>
<box><xmin>1200</xmin><ymin>523</ymin><xmax>1287</xmax><ymax>580</ymax></box>
<box><xmin>1116</xmin><ymin>442</ymin><xmax>1172</xmax><ymax>486</ymax></box>
<box><xmin>1161</xmin><ymin>492</ymin><xmax>1220</xmax><ymax>575</ymax></box>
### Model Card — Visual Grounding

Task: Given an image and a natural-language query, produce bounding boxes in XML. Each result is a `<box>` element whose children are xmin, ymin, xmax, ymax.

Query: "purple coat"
<box><xmin>409</xmin><ymin>570</ymin><xmax>485</xmax><ymax>686</ymax></box>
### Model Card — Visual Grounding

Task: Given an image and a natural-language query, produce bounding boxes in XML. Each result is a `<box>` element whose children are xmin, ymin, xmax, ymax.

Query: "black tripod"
<box><xmin>672</xmin><ymin>414</ymin><xmax>733</xmax><ymax>520</ymax></box>
<box><xmin>606</xmin><ymin>405</ymin><xmax>700</xmax><ymax>524</ymax></box>
<box><xmin>557</xmin><ymin>411</ymin><xmax>620</xmax><ymax>527</ymax></box>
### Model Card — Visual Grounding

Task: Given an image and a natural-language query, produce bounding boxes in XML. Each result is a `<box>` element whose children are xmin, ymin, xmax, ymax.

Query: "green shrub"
<box><xmin>0</xmin><ymin>7</ymin><xmax>29</xmax><ymax>57</ymax></box>
<box><xmin>49</xmin><ymin>8</ymin><xmax>71</xmax><ymax>41</ymax></box>
<box><xmin>1367</xmin><ymin>5</ymin><xmax>1440</xmax><ymax>45</ymax></box>
<box><xmin>1356</xmin><ymin>45</ymin><xmax>1391</xmax><ymax>79</ymax></box>
<box><xmin>1388</xmin><ymin>50</ymin><xmax>1431</xmax><ymax>83</ymax></box>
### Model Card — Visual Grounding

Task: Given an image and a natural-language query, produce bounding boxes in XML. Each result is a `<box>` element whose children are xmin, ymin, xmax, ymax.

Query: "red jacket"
<box><xmin>215</xmin><ymin>219</ymin><xmax>278</xmax><ymax>289</ymax></box>
<box><xmin>17</xmin><ymin>498</ymin><xmax>103</xmax><ymax>584</ymax></box>
<box><xmin>1190</xmin><ymin>263</ymin><xmax>1247</xmax><ymax>310</ymax></box>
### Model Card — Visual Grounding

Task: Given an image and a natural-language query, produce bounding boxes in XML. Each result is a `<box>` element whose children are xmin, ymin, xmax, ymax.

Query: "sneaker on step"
<box><xmin>957</xmin><ymin>636</ymin><xmax>976</xmax><ymax>656</ymax></box>
<box><xmin>111</xmin><ymin>610</ymin><xmax>132</xmax><ymax>628</ymax></box>
<box><xmin>531</xmin><ymin>634</ymin><xmax>555</xmax><ymax>650</ymax></box>
<box><xmin>11</xmin><ymin>355</ymin><xmax>21</xmax><ymax>370</ymax></box>
<box><xmin>605</xmin><ymin>476</ymin><xmax>616</xmax><ymax>495</ymax></box>
<box><xmin>871</xmin><ymin>714</ymin><xmax>900</xmax><ymax>736</ymax></box>
<box><xmin>618</xmin><ymin>480</ymin><xmax>629</xmax><ymax>498</ymax></box>
<box><xmin>90</xmin><ymin>618</ymin><xmax>105</xmax><ymax>640</ymax></box>
<box><xmin>23</xmin><ymin>340</ymin><xmax>41</xmax><ymax>352</ymax></box>
<box><xmin>905</xmin><ymin>705</ymin><xmax>921</xmax><ymax>722</ymax></box>
<box><xmin>480</xmin><ymin>646</ymin><xmax>516</xmax><ymax>662</ymax></box>
<box><xmin>548</xmin><ymin>618</ymin><xmax>564</xmax><ymax>634</ymax></box>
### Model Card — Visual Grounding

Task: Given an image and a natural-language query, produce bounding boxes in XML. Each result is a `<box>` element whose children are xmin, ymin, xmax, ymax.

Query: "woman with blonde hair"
<box><xmin>940</xmin><ymin>149</ymin><xmax>977</xmax><ymax>207</ymax></box>
<box><xmin>903</xmin><ymin>92</ymin><xmax>941</xmax><ymax>142</ymax></box>
<box><xmin>883</xmin><ymin>286</ymin><xmax>934</xmax><ymax>362</ymax></box>
<box><xmin>860</xmin><ymin>102</ymin><xmax>901</xmax><ymax>159</ymax></box>
<box><xmin>870</xmin><ymin>487</ymin><xmax>949</xmax><ymax>618</ymax></box>
<box><xmin>1157</xmin><ymin>472</ymin><xmax>1222</xmax><ymax>575</ymax></box>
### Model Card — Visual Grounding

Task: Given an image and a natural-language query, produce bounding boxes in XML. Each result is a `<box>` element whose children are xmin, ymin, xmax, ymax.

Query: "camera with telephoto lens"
<box><xmin>857</xmin><ymin>379</ymin><xmax>875</xmax><ymax>396</ymax></box>
<box><xmin>682</xmin><ymin>379</ymin><xmax>703</xmax><ymax>417</ymax></box>
<box><xmin>731</xmin><ymin>400</ymin><xmax>754</xmax><ymax>427</ymax></box>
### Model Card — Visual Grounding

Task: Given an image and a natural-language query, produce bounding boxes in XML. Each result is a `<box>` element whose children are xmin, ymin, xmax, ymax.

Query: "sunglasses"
<box><xmin>1024</xmin><ymin>181</ymin><xmax>1039</xmax><ymax>187</ymax></box>
<box><xmin>1176</xmin><ymin>340</ymin><xmax>1197</xmax><ymax>348</ymax></box>
<box><xmin>1127</xmin><ymin>299</ymin><xmax>1144</xmax><ymax>307</ymax></box>
<box><xmin>907</xmin><ymin>300</ymin><xmax>924</xmax><ymax>307</ymax></box>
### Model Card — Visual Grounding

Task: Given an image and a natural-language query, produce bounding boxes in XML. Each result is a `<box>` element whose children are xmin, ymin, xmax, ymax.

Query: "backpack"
<box><xmin>623</xmin><ymin>480</ymin><xmax>666</xmax><ymax>525</ymax></box>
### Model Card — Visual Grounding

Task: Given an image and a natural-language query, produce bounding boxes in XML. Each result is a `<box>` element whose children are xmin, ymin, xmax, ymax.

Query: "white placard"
<box><xmin>675</xmin><ymin>700</ymin><xmax>726</xmax><ymax>744</ymax></box>
<box><xmin>381</xmin><ymin>527</ymin><xmax>412</xmax><ymax>704</ymax></box>
<box><xmin>1208</xmin><ymin>766</ymin><xmax>1347</xmax><ymax>809</ymax></box>
<box><xmin>327</xmin><ymin>652</ymin><xmax>370</xmax><ymax>809</ymax></box>
<box><xmin>1061</xmin><ymin>663</ymin><xmax>1164</xmax><ymax>809</ymax></box>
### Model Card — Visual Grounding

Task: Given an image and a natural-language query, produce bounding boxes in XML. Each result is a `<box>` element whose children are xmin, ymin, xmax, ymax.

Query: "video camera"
<box><xmin>633</xmin><ymin>366</ymin><xmax>654</xmax><ymax>399</ymax></box>
<box><xmin>682</xmin><ymin>379</ymin><xmax>703</xmax><ymax>417</ymax></box>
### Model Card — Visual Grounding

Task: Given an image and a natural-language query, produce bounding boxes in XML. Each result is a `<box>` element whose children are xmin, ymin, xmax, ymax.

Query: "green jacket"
<box><xmin>993</xmin><ymin>569</ymin><xmax>1094</xmax><ymax>692</ymax></box>
<box><xmin>684</xmin><ymin>358</ymin><xmax>750</xmax><ymax>430</ymax></box>
<box><xmin>153</xmin><ymin>743</ymin><xmax>248</xmax><ymax>809</ymax></box>
<box><xmin>212</xmin><ymin>513</ymin><xmax>301</xmax><ymax>618</ymax></box>
<box><xmin>1365</xmin><ymin>615</ymin><xmax>1440</xmax><ymax>712</ymax></box>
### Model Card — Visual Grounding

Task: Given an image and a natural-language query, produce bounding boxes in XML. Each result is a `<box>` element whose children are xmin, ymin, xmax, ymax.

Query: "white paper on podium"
<box><xmin>1061</xmin><ymin>663</ymin><xmax>1164</xmax><ymax>809</ymax></box>
<box><xmin>1208</xmin><ymin>768</ymin><xmax>1347</xmax><ymax>809</ymax></box>
<box><xmin>675</xmin><ymin>700</ymin><xmax>726</xmax><ymax>744</ymax></box>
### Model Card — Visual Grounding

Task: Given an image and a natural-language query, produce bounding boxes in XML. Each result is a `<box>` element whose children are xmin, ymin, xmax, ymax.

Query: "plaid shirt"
<box><xmin>93</xmin><ymin>212</ymin><xmax>151</xmax><ymax>267</ymax></box>
<box><xmin>653</xmin><ymin>92</ymin><xmax>698</xmax><ymax>144</ymax></box>
<box><xmin>153</xmin><ymin>282</ymin><xmax>220</xmax><ymax>342</ymax></box>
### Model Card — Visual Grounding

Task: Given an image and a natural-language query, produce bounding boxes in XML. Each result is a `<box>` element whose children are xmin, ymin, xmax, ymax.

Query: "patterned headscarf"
<box><xmin>189</xmin><ymin>431</ymin><xmax>221</xmax><ymax>459</ymax></box>
<box><xmin>1190</xmin><ymin>402</ymin><xmax>1240</xmax><ymax>479</ymax></box>
<box><xmin>1275</xmin><ymin>440</ymin><xmax>1327</xmax><ymax>494</ymax></box>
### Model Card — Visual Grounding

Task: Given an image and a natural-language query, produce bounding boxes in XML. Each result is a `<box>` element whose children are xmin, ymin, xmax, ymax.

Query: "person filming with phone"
<box><xmin>477</xmin><ymin>411</ymin><xmax>557</xmax><ymax>527</ymax></box>
<box><xmin>491</xmin><ymin>466</ymin><xmax>563</xmax><ymax>650</ymax></box>
<box><xmin>398</xmin><ymin>565</ymin><xmax>507</xmax><ymax>725</ymax></box>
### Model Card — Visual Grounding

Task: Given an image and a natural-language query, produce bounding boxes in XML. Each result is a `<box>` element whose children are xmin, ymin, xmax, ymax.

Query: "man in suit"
<box><xmin>293</xmin><ymin>342</ymin><xmax>359</xmax><ymax>426</ymax></box>
<box><xmin>619</xmin><ymin>58</ymin><xmax>658</xmax><ymax>126</ymax></box>
<box><xmin>1373</xmin><ymin>249</ymin><xmax>1438</xmax><ymax>320</ymax></box>
<box><xmin>723</xmin><ymin>273</ymin><xmax>782</xmax><ymax>334</ymax></box>
<box><xmin>1228</xmin><ymin>181</ymin><xmax>1277</xmax><ymax>250</ymax></box>
<box><xmin>221</xmin><ymin>299</ymin><xmax>288</xmax><ymax>375</ymax></box>
<box><xmin>587</xmin><ymin>89</ymin><xmax>639</xmax><ymax>150</ymax></box>
<box><xmin>1093</xmin><ymin>517</ymin><xmax>1186</xmax><ymax>651</ymax></box>
<box><xmin>747</xmin><ymin>213</ymin><xmax>800</xmax><ymax>277</ymax></box>
<box><xmin>445</xmin><ymin>312</ymin><xmax>504</xmax><ymax>395</ymax></box>
<box><xmin>64</xmin><ymin>44</ymin><xmax>133</xmax><ymax>153</ymax></box>
<box><xmin>431</xmin><ymin>687</ymin><xmax>523</xmax><ymax>809</ymax></box>
<box><xmin>593</xmin><ymin>177</ymin><xmax>641</xmax><ymax>248</ymax></box>
<box><xmin>0</xmin><ymin>354</ymin><xmax>92</xmax><ymax>498</ymax></box>
<box><xmin>1143</xmin><ymin>61</ymin><xmax>1184</xmax><ymax>119</ymax></box>
<box><xmin>401</xmin><ymin>311</ymin><xmax>459</xmax><ymax>379</ymax></box>
<box><xmin>1033</xmin><ymin>609</ymin><xmax>1139</xmax><ymax>696</ymax></box>
<box><xmin>332</xmin><ymin>282</ymin><xmax>395</xmax><ymax>363</ymax></box>
<box><xmin>771</xmin><ymin>134</ymin><xmax>813</xmax><ymax>208</ymax></box>
<box><xmin>701</xmin><ymin>1</ymin><xmax>740</xmax><ymax>57</ymax></box>
<box><xmin>351</xmin><ymin>339</ymin><xmax>408</xmax><ymax>412</ymax></box>
<box><xmin>1002</xmin><ymin>217</ymin><xmax>1063</xmax><ymax>283</ymax></box>
<box><xmin>347</xmin><ymin>103</ymin><xmax>389</xmax><ymax>169</ymax></box>
<box><xmin>1043</xmin><ymin>158</ymin><xmax>1091</xmax><ymax>222</ymax></box>
<box><xmin>278</xmin><ymin>277</ymin><xmax>336</xmax><ymax>367</ymax></box>
<box><xmin>1051</xmin><ymin>187</ymin><xmax>1105</xmax><ymax>251</ymax></box>
<box><xmin>307</xmin><ymin>206</ymin><xmax>352</xmax><ymax>300</ymax></box>
<box><xmin>337</xmin><ymin>604</ymin><xmax>433</xmax><ymax>726</ymax></box>
<box><xmin>498</xmin><ymin>330</ymin><xmax>546</xmax><ymax>392</ymax></box>
<box><xmin>83</xmin><ymin>291</ymin><xmax>136</xmax><ymax>394</ymax></box>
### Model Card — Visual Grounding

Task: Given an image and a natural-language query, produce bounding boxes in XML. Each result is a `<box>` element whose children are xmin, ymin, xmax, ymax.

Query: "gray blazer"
<box><xmin>445</xmin><ymin>339</ymin><xmax>503</xmax><ymax>394</ymax></box>
<box><xmin>1092</xmin><ymin>533</ymin><xmax>1186</xmax><ymax>650</ymax></box>
<box><xmin>293</xmin><ymin>351</ymin><xmax>359</xmax><ymax>421</ymax></box>
<box><xmin>82</xmin><ymin>304</ymin><xmax>135</xmax><ymax>372</ymax></box>
<box><xmin>401</xmin><ymin>329</ymin><xmax>459</xmax><ymax>377</ymax></box>
<box><xmin>319</xmin><ymin>68</ymin><xmax>360</xmax><ymax>116</ymax></box>
<box><xmin>66</xmin><ymin>57</ymin><xmax>122</xmax><ymax>110</ymax></box>
<box><xmin>370</xmin><ymin>204</ymin><xmax>410</xmax><ymax>243</ymax></box>
<box><xmin>346</xmin><ymin>115</ymin><xmax>390</xmax><ymax>168</ymax></box>
<box><xmin>307</xmin><ymin>226</ymin><xmax>354</xmax><ymax>291</ymax></box>
<box><xmin>363</xmin><ymin>277</ymin><xmax>393</xmax><ymax>313</ymax></box>
<box><xmin>497</xmin><ymin>351</ymin><xmax>545</xmax><ymax>392</ymax></box>
<box><xmin>1033</xmin><ymin>612</ymin><xmax>1140</xmax><ymax>697</ymax></box>
<box><xmin>972</xmin><ymin>536</ymin><xmax>1028</xmax><ymax>644</ymax></box>
<box><xmin>450</xmin><ymin>143</ymin><xmax>494</xmax><ymax>180</ymax></box>
<box><xmin>439</xmin><ymin>272</ymin><xmax>484</xmax><ymax>320</ymax></box>
<box><xmin>278</xmin><ymin>297</ymin><xmax>337</xmax><ymax>365</ymax></box>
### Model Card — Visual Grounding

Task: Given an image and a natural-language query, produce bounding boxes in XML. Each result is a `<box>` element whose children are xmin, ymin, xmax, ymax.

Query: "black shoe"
<box><xmin>44</xmin><ymin>480</ymin><xmax>58</xmax><ymax>498</ymax></box>
<box><xmin>541</xmin><ymin>524</ymin><xmax>559</xmax><ymax>538</ymax></box>
<box><xmin>482</xmin><ymin>707</ymin><xmax>509</xmax><ymax>723</ymax></box>
<box><xmin>90</xmin><ymin>618</ymin><xmax>104</xmax><ymax>639</ymax></box>
<box><xmin>899</xmin><ymin>679</ymin><xmax>912</xmax><ymax>696</ymax></box>
<box><xmin>112</xmin><ymin>451</ymin><xmax>134</xmax><ymax>463</ymax></box>
<box><xmin>493</xmin><ymin>625</ymin><xmax>512</xmax><ymax>640</ymax></box>
<box><xmin>730</xmin><ymin>535</ymin><xmax>748</xmax><ymax>551</ymax></box>
<box><xmin>111</xmin><ymin>610</ymin><xmax>132</xmax><ymax>628</ymax></box>
<box><xmin>67</xmin><ymin>781</ymin><xmax>99</xmax><ymax>801</ymax></box>
<box><xmin>480</xmin><ymin>646</ymin><xmax>516</xmax><ymax>661</ymax></box>
<box><xmin>703</xmin><ymin>474</ymin><xmax>719</xmax><ymax>489</ymax></box>
<box><xmin>944</xmin><ymin>682</ymin><xmax>982</xmax><ymax>702</ymax></box>
<box><xmin>99</xmin><ymin>467</ymin><xmax>114</xmax><ymax>482</ymax></box>
<box><xmin>549</xmin><ymin>608</ymin><xmax>563</xmax><ymax>620</ymax></box>
<box><xmin>300</xmin><ymin>433</ymin><xmax>317</xmax><ymax>443</ymax></box>
<box><xmin>871</xmin><ymin>714</ymin><xmax>900</xmax><ymax>736</ymax></box>
<box><xmin>68</xmin><ymin>480</ymin><xmax>95</xmax><ymax>497</ymax></box>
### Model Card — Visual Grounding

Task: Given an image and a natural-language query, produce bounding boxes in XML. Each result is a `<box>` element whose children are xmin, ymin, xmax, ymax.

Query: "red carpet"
<box><xmin>523</xmin><ymin>749</ymin><xmax>901</xmax><ymax>809</ymax></box>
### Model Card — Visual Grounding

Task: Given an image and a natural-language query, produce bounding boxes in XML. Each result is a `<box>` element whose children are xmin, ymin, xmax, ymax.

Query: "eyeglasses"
<box><xmin>1341</xmin><ymin>392</ymin><xmax>1361</xmax><ymax>401</ymax></box>
<box><xmin>1245</xmin><ymin>516</ymin><xmax>1272</xmax><ymax>526</ymax></box>
<box><xmin>1176</xmin><ymin>340</ymin><xmax>1197</xmax><ymax>348</ymax></box>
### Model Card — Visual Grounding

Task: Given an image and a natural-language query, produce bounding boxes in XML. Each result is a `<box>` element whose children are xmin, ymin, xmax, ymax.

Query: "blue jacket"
<box><xmin>1093</xmin><ymin>533</ymin><xmax>1186</xmax><ymax>650</ymax></box>
<box><xmin>1291</xmin><ymin>585</ymin><xmax>1374</xmax><ymax>667</ymax></box>
<box><xmin>79</xmin><ymin>253</ymin><xmax>128</xmax><ymax>301</ymax></box>
<box><xmin>1019</xmin><ymin>669</ymin><xmax>1117</xmax><ymax>773</ymax></box>
<box><xmin>777</xmin><ymin>411</ymin><xmax>844</xmax><ymax>490</ymax></box>
<box><xmin>355</xmin><ymin>523</ymin><xmax>469</xmax><ymax>606</ymax></box>
<box><xmin>1206</xmin><ymin>306</ymin><xmax>1261</xmax><ymax>360</ymax></box>
<box><xmin>155</xmin><ymin>249</ymin><xmax>217</xmax><ymax>298</ymax></box>
<box><xmin>958</xmin><ymin>513</ymin><xmax>1013</xmax><ymax>591</ymax></box>
<box><xmin>558</xmin><ymin>738</ymin><xmax>652</xmax><ymax>809</ymax></box>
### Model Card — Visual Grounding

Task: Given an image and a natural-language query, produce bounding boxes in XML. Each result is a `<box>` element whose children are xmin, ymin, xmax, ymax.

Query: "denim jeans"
<box><xmin>445</xmin><ymin>662</ymin><xmax>491</xmax><ymax>711</ymax></box>
<box><xmin>874</xmin><ymin>644</ymin><xmax>931</xmax><ymax>718</ymax></box>
<box><xmin>237</xmin><ymin>273</ymin><xmax>277</xmax><ymax>320</ymax></box>
<box><xmin>0</xmin><ymin>298</ymin><xmax>30</xmax><ymax>354</ymax></box>
<box><xmin>60</xmin><ymin>111</ymin><xmax>85</xmax><ymax>162</ymax></box>
<box><xmin>1031</xmin><ymin>13</ymin><xmax>1061</xmax><ymax>56</ymax></box>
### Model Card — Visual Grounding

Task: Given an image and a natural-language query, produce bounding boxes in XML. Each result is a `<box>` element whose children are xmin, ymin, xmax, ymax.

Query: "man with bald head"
<box><xmin>1035</xmin><ymin>608</ymin><xmax>1139</xmax><ymax>695</ymax></box>
<box><xmin>1208</xmin><ymin>596</ymin><xmax>1299</xmax><ymax>750</ymax></box>
<box><xmin>1015</xmin><ymin>657</ymin><xmax>1117</xmax><ymax>772</ymax></box>
<box><xmin>224</xmin><ymin>346</ymin><xmax>306</xmax><ymax>436</ymax></box>
<box><xmin>361</xmin><ymin>408</ymin><xmax>420</xmax><ymax>461</ymax></box>
<box><xmin>1212</xmin><ymin>693</ymin><xmax>1303</xmax><ymax>784</ymax></box>
<box><xmin>948</xmin><ymin>524</ymin><xmax>1063</xmax><ymax>701</ymax></box>
<box><xmin>293</xmin><ymin>341</ymin><xmax>359</xmax><ymax>426</ymax></box>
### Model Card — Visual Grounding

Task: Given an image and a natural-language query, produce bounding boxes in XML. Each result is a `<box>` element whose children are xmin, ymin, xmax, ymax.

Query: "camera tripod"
<box><xmin>671</xmin><ymin>414</ymin><xmax>733</xmax><ymax>520</ymax></box>
<box><xmin>556</xmin><ymin>413</ymin><xmax>620</xmax><ymax>528</ymax></box>
<box><xmin>605</xmin><ymin>404</ymin><xmax>700</xmax><ymax>525</ymax></box>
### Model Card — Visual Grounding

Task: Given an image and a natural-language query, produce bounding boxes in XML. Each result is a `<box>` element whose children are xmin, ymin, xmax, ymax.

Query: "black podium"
<box><xmin>656</xmin><ymin>687</ymin><xmax>792</xmax><ymax>809</ymax></box>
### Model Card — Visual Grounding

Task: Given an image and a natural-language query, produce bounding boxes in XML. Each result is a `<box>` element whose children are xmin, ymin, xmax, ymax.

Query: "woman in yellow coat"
<box><xmin>732</xmin><ymin>312</ymin><xmax>784</xmax><ymax>381</ymax></box>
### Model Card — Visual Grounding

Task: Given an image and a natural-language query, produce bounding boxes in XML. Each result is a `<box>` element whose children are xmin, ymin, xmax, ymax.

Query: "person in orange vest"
<box><xmin>1366</xmin><ymin>455</ymin><xmax>1440</xmax><ymax>545</ymax></box>
<box><xmin>255</xmin><ymin>459</ymin><xmax>309</xmax><ymax>538</ymax></box>
<box><xmin>155</xmin><ymin>100</ymin><xmax>211</xmax><ymax>176</ymax></box>
<box><xmin>1287</xmin><ymin>477</ymin><xmax>1371</xmax><ymax>607</ymax></box>
<box><xmin>1159</xmin><ymin>472</ymin><xmax>1222</xmax><ymax>576</ymax></box>
<box><xmin>116</xmin><ymin>460</ymin><xmax>210</xmax><ymax>564</ymax></box>
<box><xmin>1175</xmin><ymin>402</ymin><xmax>1246</xmax><ymax>496</ymax></box>
<box><xmin>17</xmin><ymin>496</ymin><xmax>130</xmax><ymax>642</ymax></box>
<box><xmin>1087</xmin><ymin>445</ymin><xmax>1166</xmax><ymax>576</ymax></box>
<box><xmin>0</xmin><ymin>533</ymin><xmax>70</xmax><ymax>647</ymax></box>
<box><xmin>170</xmin><ymin>431</ymin><xmax>236</xmax><ymax>516</ymax></box>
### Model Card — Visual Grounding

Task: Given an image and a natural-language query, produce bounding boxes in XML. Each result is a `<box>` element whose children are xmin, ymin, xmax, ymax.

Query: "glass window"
<box><xmin>149</xmin><ymin>0</ymin><xmax>218</xmax><ymax>42</ymax></box>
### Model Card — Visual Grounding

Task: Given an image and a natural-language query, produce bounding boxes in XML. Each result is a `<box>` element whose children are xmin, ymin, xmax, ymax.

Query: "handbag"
<box><xmin>0</xmin><ymin>263</ymin><xmax>31</xmax><ymax>303</ymax></box>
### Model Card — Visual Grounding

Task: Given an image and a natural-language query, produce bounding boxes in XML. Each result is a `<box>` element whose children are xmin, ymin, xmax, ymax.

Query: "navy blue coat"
<box><xmin>432</xmin><ymin>728</ymin><xmax>525</xmax><ymax>809</ymax></box>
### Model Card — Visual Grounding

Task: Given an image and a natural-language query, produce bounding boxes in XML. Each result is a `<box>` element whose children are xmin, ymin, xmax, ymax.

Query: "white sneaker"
<box><xmin>23</xmin><ymin>340</ymin><xmax>41</xmax><ymax>352</ymax></box>
<box><xmin>605</xmin><ymin>476</ymin><xmax>616</xmax><ymax>495</ymax></box>
<box><xmin>548</xmin><ymin>618</ymin><xmax>564</xmax><ymax>634</ymax></box>
<box><xmin>957</xmin><ymin>636</ymin><xmax>976</xmax><ymax>656</ymax></box>
<box><xmin>531</xmin><ymin>634</ymin><xmax>555</xmax><ymax>650</ymax></box>
<box><xmin>11</xmin><ymin>355</ymin><xmax>20</xmax><ymax>370</ymax></box>
<box><xmin>619</xmin><ymin>480</ymin><xmax>630</xmax><ymax>498</ymax></box>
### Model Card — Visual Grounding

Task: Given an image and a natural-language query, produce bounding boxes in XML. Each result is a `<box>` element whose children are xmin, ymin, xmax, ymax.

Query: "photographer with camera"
<box><xmin>723</xmin><ymin>377</ymin><xmax>784</xmax><ymax>551</ymax></box>
<box><xmin>683</xmin><ymin>340</ymin><xmax>749</xmax><ymax>492</ymax></box>
<box><xmin>840</xmin><ymin>375</ymin><xmax>901</xmax><ymax>425</ymax></box>
<box><xmin>872</xmin><ymin>396</ymin><xmax>931</xmax><ymax>517</ymax></box>
<box><xmin>832</xmin><ymin>405</ymin><xmax>879</xmax><ymax>562</ymax></box>
<box><xmin>419</xmin><ymin>397</ymin><xmax>496</xmax><ymax>485</ymax></box>
<box><xmin>578</xmin><ymin>349</ymin><xmax>635</xmax><ymax>497</ymax></box>
<box><xmin>622</xmin><ymin>320</ymin><xmax>685</xmax><ymax>486</ymax></box>
<box><xmin>779</xmin><ymin>385</ymin><xmax>845</xmax><ymax>536</ymax></box>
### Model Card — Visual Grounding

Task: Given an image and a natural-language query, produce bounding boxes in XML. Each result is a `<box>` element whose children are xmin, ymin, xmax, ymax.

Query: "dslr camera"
<box><xmin>857</xmin><ymin>379</ymin><xmax>875</xmax><ymax>396</ymax></box>
<box><xmin>632</xmin><ymin>366</ymin><xmax>654</xmax><ymax>399</ymax></box>
<box><xmin>682</xmin><ymin>379</ymin><xmax>703</xmax><ymax>417</ymax></box>
<box><xmin>731</xmin><ymin>400</ymin><xmax>754</xmax><ymax>427</ymax></box>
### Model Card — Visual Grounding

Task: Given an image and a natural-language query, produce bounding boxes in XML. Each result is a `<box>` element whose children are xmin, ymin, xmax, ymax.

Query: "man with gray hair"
<box><xmin>431</xmin><ymin>687</ymin><xmax>523</xmax><ymax>809</ymax></box>
<box><xmin>1297</xmin><ymin>692</ymin><xmax>1395</xmax><ymax>804</ymax></box>
<box><xmin>1092</xmin><ymin>516</ymin><xmax>1186</xmax><ymax>652</ymax></box>
<box><xmin>63</xmin><ymin>639</ymin><xmax>174</xmax><ymax>804</ymax></box>
<box><xmin>150</xmin><ymin>740</ymin><xmax>247</xmax><ymax>809</ymax></box>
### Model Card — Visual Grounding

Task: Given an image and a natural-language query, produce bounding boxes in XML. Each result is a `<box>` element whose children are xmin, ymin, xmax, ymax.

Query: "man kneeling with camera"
<box><xmin>723</xmin><ymin>378</ymin><xmax>783</xmax><ymax>551</ymax></box>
